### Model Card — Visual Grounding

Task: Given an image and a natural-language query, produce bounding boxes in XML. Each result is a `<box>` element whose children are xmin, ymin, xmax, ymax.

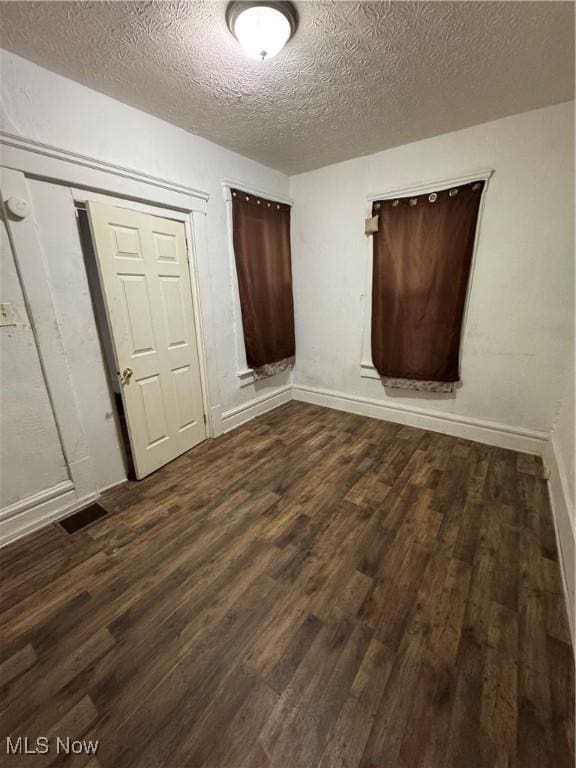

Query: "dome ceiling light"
<box><xmin>226</xmin><ymin>1</ymin><xmax>298</xmax><ymax>61</ymax></box>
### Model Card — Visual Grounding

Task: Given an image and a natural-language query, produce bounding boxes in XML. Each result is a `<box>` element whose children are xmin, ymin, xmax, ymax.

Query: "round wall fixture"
<box><xmin>226</xmin><ymin>1</ymin><xmax>298</xmax><ymax>61</ymax></box>
<box><xmin>6</xmin><ymin>197</ymin><xmax>31</xmax><ymax>219</ymax></box>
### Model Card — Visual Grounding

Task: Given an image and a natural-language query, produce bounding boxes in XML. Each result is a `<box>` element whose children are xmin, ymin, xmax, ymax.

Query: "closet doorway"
<box><xmin>84</xmin><ymin>201</ymin><xmax>207</xmax><ymax>479</ymax></box>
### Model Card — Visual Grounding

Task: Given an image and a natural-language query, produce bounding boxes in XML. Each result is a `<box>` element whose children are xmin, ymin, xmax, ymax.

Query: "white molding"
<box><xmin>221</xmin><ymin>178</ymin><xmax>293</xmax><ymax>206</ymax></box>
<box><xmin>360</xmin><ymin>361</ymin><xmax>381</xmax><ymax>380</ymax></box>
<box><xmin>0</xmin><ymin>478</ymin><xmax>129</xmax><ymax>549</ymax></box>
<box><xmin>0</xmin><ymin>482</ymin><xmax>100</xmax><ymax>548</ymax></box>
<box><xmin>187</xmin><ymin>209</ymin><xmax>219</xmax><ymax>437</ymax></box>
<box><xmin>222</xmin><ymin>178</ymin><xmax>250</xmax><ymax>379</ymax></box>
<box><xmin>221</xmin><ymin>385</ymin><xmax>292</xmax><ymax>432</ymax></box>
<box><xmin>1</xmin><ymin>131</ymin><xmax>209</xmax><ymax>207</ymax></box>
<box><xmin>360</xmin><ymin>224</ymin><xmax>375</xmax><ymax>368</ymax></box>
<box><xmin>361</xmin><ymin>169</ymin><xmax>493</xmax><ymax>375</ymax></box>
<box><xmin>367</xmin><ymin>168</ymin><xmax>494</xmax><ymax>202</ymax></box>
<box><xmin>0</xmin><ymin>481</ymin><xmax>75</xmax><ymax>522</ymax></box>
<box><xmin>292</xmin><ymin>384</ymin><xmax>548</xmax><ymax>455</ymax></box>
<box><xmin>238</xmin><ymin>368</ymin><xmax>257</xmax><ymax>387</ymax></box>
<box><xmin>71</xmin><ymin>188</ymin><xmax>191</xmax><ymax>220</ymax></box>
<box><xmin>0</xmin><ymin>168</ymin><xmax>97</xmax><ymax>498</ymax></box>
<box><xmin>544</xmin><ymin>434</ymin><xmax>575</xmax><ymax>646</ymax></box>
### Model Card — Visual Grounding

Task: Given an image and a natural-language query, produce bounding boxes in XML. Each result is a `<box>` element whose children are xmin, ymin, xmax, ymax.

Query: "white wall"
<box><xmin>28</xmin><ymin>180</ymin><xmax>128</xmax><ymax>492</ymax></box>
<box><xmin>0</xmin><ymin>50</ymin><xmax>291</xmax><ymax>502</ymax></box>
<box><xmin>0</xmin><ymin>217</ymin><xmax>69</xmax><ymax>507</ymax></box>
<box><xmin>290</xmin><ymin>102</ymin><xmax>574</xmax><ymax>443</ymax></box>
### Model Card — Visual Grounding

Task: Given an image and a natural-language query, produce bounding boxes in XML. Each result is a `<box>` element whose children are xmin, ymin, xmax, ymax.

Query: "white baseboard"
<box><xmin>544</xmin><ymin>434</ymin><xmax>575</xmax><ymax>645</ymax></box>
<box><xmin>1</xmin><ymin>480</ymin><xmax>75</xmax><ymax>523</ymax></box>
<box><xmin>221</xmin><ymin>385</ymin><xmax>292</xmax><ymax>433</ymax></box>
<box><xmin>0</xmin><ymin>482</ymin><xmax>99</xmax><ymax>548</ymax></box>
<box><xmin>292</xmin><ymin>384</ymin><xmax>548</xmax><ymax>455</ymax></box>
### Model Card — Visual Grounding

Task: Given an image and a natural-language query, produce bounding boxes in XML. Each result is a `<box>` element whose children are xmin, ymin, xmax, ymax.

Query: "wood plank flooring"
<box><xmin>0</xmin><ymin>401</ymin><xmax>573</xmax><ymax>767</ymax></box>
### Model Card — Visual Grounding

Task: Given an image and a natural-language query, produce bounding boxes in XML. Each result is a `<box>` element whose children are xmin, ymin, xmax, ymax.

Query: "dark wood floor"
<box><xmin>0</xmin><ymin>401</ymin><xmax>573</xmax><ymax>768</ymax></box>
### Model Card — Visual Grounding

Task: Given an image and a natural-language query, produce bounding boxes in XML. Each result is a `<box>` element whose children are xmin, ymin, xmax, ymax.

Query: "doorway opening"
<box><xmin>76</xmin><ymin>204</ymin><xmax>135</xmax><ymax>478</ymax></box>
<box><xmin>75</xmin><ymin>199</ymin><xmax>208</xmax><ymax>480</ymax></box>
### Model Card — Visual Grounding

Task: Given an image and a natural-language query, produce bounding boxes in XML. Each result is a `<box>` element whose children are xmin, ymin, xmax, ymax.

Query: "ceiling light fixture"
<box><xmin>226</xmin><ymin>1</ymin><xmax>298</xmax><ymax>61</ymax></box>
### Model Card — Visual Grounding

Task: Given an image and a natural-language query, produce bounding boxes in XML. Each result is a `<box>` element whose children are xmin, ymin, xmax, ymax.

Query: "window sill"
<box><xmin>237</xmin><ymin>368</ymin><xmax>256</xmax><ymax>387</ymax></box>
<box><xmin>360</xmin><ymin>362</ymin><xmax>381</xmax><ymax>380</ymax></box>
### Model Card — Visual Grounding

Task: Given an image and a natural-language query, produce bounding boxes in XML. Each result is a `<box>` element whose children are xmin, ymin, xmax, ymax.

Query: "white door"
<box><xmin>87</xmin><ymin>201</ymin><xmax>206</xmax><ymax>479</ymax></box>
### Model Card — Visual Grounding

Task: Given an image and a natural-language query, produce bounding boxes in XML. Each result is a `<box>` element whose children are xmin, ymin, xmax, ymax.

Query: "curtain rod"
<box><xmin>367</xmin><ymin>168</ymin><xmax>494</xmax><ymax>203</ymax></box>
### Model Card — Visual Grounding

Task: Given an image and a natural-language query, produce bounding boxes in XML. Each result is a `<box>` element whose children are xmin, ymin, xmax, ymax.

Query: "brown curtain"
<box><xmin>371</xmin><ymin>181</ymin><xmax>484</xmax><ymax>387</ymax></box>
<box><xmin>232</xmin><ymin>189</ymin><xmax>295</xmax><ymax>370</ymax></box>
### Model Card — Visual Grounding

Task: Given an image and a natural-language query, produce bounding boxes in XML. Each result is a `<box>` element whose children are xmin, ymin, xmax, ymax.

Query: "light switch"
<box><xmin>0</xmin><ymin>303</ymin><xmax>18</xmax><ymax>327</ymax></box>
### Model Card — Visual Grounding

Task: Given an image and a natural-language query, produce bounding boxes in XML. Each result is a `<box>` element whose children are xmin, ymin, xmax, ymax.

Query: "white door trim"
<box><xmin>0</xmin><ymin>131</ymin><xmax>209</xmax><ymax>208</ymax></box>
<box><xmin>221</xmin><ymin>177</ymin><xmax>293</xmax><ymax>207</ymax></box>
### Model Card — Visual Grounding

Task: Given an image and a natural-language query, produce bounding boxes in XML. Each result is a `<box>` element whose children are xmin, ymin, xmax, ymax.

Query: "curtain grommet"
<box><xmin>409</xmin><ymin>198</ymin><xmax>418</xmax><ymax>206</ymax></box>
<box><xmin>449</xmin><ymin>188</ymin><xmax>459</xmax><ymax>197</ymax></box>
<box><xmin>392</xmin><ymin>200</ymin><xmax>399</xmax><ymax>207</ymax></box>
<box><xmin>428</xmin><ymin>193</ymin><xmax>437</xmax><ymax>203</ymax></box>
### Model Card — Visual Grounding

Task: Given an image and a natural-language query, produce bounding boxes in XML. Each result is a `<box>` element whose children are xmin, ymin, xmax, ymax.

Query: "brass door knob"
<box><xmin>120</xmin><ymin>367</ymin><xmax>134</xmax><ymax>385</ymax></box>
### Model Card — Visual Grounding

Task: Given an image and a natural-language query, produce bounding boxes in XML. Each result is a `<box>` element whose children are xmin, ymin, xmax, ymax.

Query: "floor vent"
<box><xmin>59</xmin><ymin>503</ymin><xmax>109</xmax><ymax>534</ymax></box>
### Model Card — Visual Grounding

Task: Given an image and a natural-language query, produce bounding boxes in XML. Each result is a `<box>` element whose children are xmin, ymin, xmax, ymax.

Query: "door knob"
<box><xmin>120</xmin><ymin>367</ymin><xmax>134</xmax><ymax>385</ymax></box>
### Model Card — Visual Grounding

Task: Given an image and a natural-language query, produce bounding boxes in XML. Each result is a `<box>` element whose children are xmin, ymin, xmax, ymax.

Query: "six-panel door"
<box><xmin>87</xmin><ymin>202</ymin><xmax>206</xmax><ymax>479</ymax></box>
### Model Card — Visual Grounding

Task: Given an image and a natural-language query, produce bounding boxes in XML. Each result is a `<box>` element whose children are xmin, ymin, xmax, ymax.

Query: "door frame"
<box><xmin>75</xmin><ymin>189</ymin><xmax>212</xmax><ymax>460</ymax></box>
<box><xmin>1</xmin><ymin>132</ymin><xmax>218</xmax><ymax>517</ymax></box>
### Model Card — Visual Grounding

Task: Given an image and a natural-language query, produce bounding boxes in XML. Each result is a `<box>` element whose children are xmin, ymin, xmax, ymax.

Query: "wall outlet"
<box><xmin>0</xmin><ymin>303</ymin><xmax>18</xmax><ymax>327</ymax></box>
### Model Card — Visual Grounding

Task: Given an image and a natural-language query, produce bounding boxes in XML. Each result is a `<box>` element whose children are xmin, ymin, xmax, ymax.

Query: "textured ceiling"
<box><xmin>0</xmin><ymin>1</ymin><xmax>574</xmax><ymax>174</ymax></box>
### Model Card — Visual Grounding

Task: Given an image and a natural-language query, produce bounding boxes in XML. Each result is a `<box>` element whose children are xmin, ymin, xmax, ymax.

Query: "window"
<box><xmin>361</xmin><ymin>170</ymin><xmax>491</xmax><ymax>392</ymax></box>
<box><xmin>223</xmin><ymin>180</ymin><xmax>295</xmax><ymax>385</ymax></box>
